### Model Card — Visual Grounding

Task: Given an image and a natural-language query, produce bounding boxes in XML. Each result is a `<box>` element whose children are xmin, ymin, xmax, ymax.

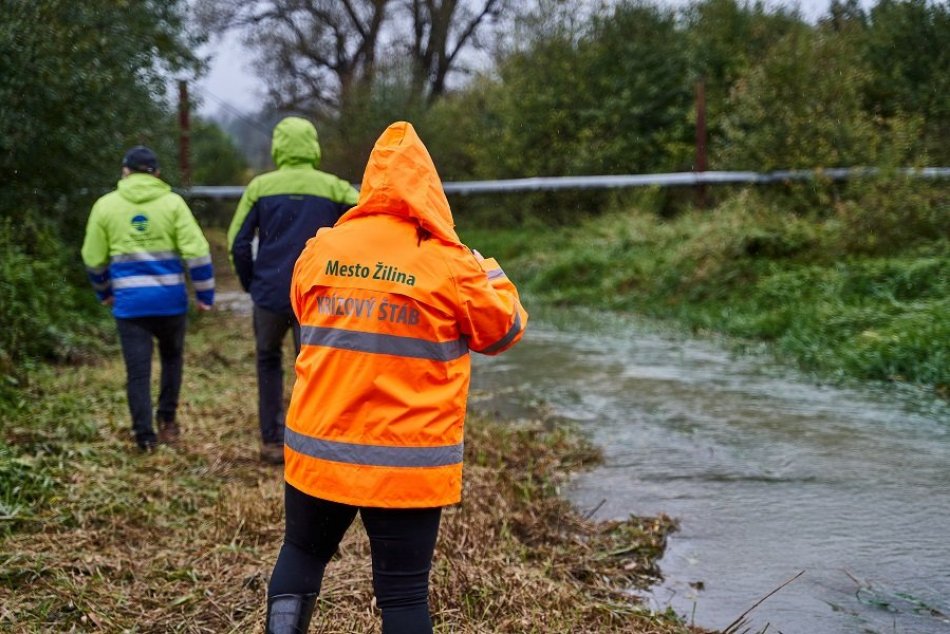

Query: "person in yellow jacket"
<box><xmin>81</xmin><ymin>146</ymin><xmax>214</xmax><ymax>451</ymax></box>
<box><xmin>265</xmin><ymin>122</ymin><xmax>528</xmax><ymax>633</ymax></box>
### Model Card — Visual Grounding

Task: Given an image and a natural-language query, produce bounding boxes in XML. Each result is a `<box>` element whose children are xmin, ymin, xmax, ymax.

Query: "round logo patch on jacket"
<box><xmin>131</xmin><ymin>214</ymin><xmax>149</xmax><ymax>233</ymax></box>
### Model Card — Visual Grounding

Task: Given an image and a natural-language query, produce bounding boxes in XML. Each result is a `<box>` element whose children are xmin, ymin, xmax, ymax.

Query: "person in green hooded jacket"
<box><xmin>228</xmin><ymin>116</ymin><xmax>359</xmax><ymax>465</ymax></box>
<box><xmin>82</xmin><ymin>146</ymin><xmax>215</xmax><ymax>452</ymax></box>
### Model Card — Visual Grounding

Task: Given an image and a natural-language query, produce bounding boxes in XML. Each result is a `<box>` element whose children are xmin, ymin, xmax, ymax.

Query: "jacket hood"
<box><xmin>339</xmin><ymin>121</ymin><xmax>459</xmax><ymax>244</ymax></box>
<box><xmin>117</xmin><ymin>173</ymin><xmax>171</xmax><ymax>204</ymax></box>
<box><xmin>271</xmin><ymin>116</ymin><xmax>322</xmax><ymax>168</ymax></box>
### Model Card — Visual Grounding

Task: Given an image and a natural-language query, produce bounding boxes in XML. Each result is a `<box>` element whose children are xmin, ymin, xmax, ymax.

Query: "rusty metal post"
<box><xmin>178</xmin><ymin>80</ymin><xmax>191</xmax><ymax>188</ymax></box>
<box><xmin>695</xmin><ymin>77</ymin><xmax>707</xmax><ymax>209</ymax></box>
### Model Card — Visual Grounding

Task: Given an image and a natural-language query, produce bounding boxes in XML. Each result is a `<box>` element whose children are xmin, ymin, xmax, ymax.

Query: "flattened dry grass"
<box><xmin>0</xmin><ymin>304</ymin><xmax>701</xmax><ymax>633</ymax></box>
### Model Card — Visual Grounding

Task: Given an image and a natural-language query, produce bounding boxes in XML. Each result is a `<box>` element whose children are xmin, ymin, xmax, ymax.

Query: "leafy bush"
<box><xmin>718</xmin><ymin>28</ymin><xmax>880</xmax><ymax>171</ymax></box>
<box><xmin>0</xmin><ymin>0</ymin><xmax>199</xmax><ymax>221</ymax></box>
<box><xmin>833</xmin><ymin>174</ymin><xmax>949</xmax><ymax>254</ymax></box>
<box><xmin>862</xmin><ymin>0</ymin><xmax>950</xmax><ymax>164</ymax></box>
<box><xmin>190</xmin><ymin>118</ymin><xmax>251</xmax><ymax>186</ymax></box>
<box><xmin>0</xmin><ymin>217</ymin><xmax>108</xmax><ymax>400</ymax></box>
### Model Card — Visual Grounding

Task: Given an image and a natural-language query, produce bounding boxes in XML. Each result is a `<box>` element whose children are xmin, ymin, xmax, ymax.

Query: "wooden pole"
<box><xmin>178</xmin><ymin>80</ymin><xmax>191</xmax><ymax>188</ymax></box>
<box><xmin>695</xmin><ymin>77</ymin><xmax>707</xmax><ymax>209</ymax></box>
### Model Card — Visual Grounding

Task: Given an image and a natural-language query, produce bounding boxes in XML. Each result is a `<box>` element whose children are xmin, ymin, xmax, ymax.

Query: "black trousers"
<box><xmin>115</xmin><ymin>314</ymin><xmax>187</xmax><ymax>446</ymax></box>
<box><xmin>269</xmin><ymin>483</ymin><xmax>442</xmax><ymax>634</ymax></box>
<box><xmin>253</xmin><ymin>305</ymin><xmax>300</xmax><ymax>444</ymax></box>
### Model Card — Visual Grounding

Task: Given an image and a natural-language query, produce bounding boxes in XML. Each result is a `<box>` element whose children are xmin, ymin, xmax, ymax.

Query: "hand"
<box><xmin>197</xmin><ymin>302</ymin><xmax>213</xmax><ymax>312</ymax></box>
<box><xmin>101</xmin><ymin>296</ymin><xmax>114</xmax><ymax>307</ymax></box>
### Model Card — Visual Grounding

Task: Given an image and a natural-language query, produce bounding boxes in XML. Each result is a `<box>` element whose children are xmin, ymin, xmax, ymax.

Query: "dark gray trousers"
<box><xmin>115</xmin><ymin>314</ymin><xmax>187</xmax><ymax>446</ymax></box>
<box><xmin>253</xmin><ymin>305</ymin><xmax>301</xmax><ymax>444</ymax></box>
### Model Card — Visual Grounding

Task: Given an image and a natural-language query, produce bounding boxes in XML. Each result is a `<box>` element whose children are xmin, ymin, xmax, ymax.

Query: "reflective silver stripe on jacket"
<box><xmin>286</xmin><ymin>427</ymin><xmax>463</xmax><ymax>467</ymax></box>
<box><xmin>111</xmin><ymin>251</ymin><xmax>179</xmax><ymax>263</ymax></box>
<box><xmin>111</xmin><ymin>273</ymin><xmax>186</xmax><ymax>289</ymax></box>
<box><xmin>186</xmin><ymin>254</ymin><xmax>212</xmax><ymax>267</ymax></box>
<box><xmin>86</xmin><ymin>265</ymin><xmax>108</xmax><ymax>275</ymax></box>
<box><xmin>477</xmin><ymin>310</ymin><xmax>523</xmax><ymax>354</ymax></box>
<box><xmin>486</xmin><ymin>268</ymin><xmax>506</xmax><ymax>280</ymax></box>
<box><xmin>192</xmin><ymin>279</ymin><xmax>215</xmax><ymax>291</ymax></box>
<box><xmin>300</xmin><ymin>326</ymin><xmax>468</xmax><ymax>361</ymax></box>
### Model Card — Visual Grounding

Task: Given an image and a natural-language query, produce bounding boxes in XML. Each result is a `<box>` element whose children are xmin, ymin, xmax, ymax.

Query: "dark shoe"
<box><xmin>266</xmin><ymin>593</ymin><xmax>316</xmax><ymax>634</ymax></box>
<box><xmin>135</xmin><ymin>428</ymin><xmax>158</xmax><ymax>452</ymax></box>
<box><xmin>260</xmin><ymin>442</ymin><xmax>285</xmax><ymax>465</ymax></box>
<box><xmin>158</xmin><ymin>419</ymin><xmax>181</xmax><ymax>445</ymax></box>
<box><xmin>137</xmin><ymin>438</ymin><xmax>158</xmax><ymax>453</ymax></box>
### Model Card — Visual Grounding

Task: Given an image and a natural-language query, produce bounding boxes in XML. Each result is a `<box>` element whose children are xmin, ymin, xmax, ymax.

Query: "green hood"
<box><xmin>271</xmin><ymin>116</ymin><xmax>322</xmax><ymax>168</ymax></box>
<box><xmin>117</xmin><ymin>173</ymin><xmax>171</xmax><ymax>204</ymax></box>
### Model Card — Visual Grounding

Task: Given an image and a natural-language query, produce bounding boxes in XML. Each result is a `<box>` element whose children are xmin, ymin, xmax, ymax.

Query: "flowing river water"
<box><xmin>468</xmin><ymin>307</ymin><xmax>950</xmax><ymax>634</ymax></box>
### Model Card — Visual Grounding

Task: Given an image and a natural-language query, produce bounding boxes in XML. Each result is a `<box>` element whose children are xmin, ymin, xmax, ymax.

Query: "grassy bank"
<box><xmin>460</xmin><ymin>184</ymin><xmax>949</xmax><ymax>396</ymax></box>
<box><xmin>0</xmin><ymin>301</ymin><xmax>702</xmax><ymax>633</ymax></box>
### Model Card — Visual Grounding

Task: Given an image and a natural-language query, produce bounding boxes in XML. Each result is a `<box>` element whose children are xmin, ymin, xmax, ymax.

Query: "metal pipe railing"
<box><xmin>181</xmin><ymin>167</ymin><xmax>950</xmax><ymax>199</ymax></box>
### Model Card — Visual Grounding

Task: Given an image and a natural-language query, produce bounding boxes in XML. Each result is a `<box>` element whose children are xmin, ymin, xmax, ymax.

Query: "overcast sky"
<box><xmin>190</xmin><ymin>0</ymin><xmax>860</xmax><ymax>117</ymax></box>
<box><xmin>193</xmin><ymin>29</ymin><xmax>261</xmax><ymax>117</ymax></box>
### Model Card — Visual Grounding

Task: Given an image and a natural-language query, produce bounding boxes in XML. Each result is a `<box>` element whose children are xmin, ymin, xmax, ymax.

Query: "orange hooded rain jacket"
<box><xmin>285</xmin><ymin>122</ymin><xmax>528</xmax><ymax>508</ymax></box>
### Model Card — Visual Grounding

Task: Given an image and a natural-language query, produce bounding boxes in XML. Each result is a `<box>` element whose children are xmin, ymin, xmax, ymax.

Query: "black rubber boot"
<box><xmin>266</xmin><ymin>593</ymin><xmax>317</xmax><ymax>634</ymax></box>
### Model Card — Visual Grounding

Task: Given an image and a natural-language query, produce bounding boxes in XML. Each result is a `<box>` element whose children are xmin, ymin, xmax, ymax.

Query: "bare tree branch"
<box><xmin>194</xmin><ymin>0</ymin><xmax>511</xmax><ymax>115</ymax></box>
<box><xmin>401</xmin><ymin>0</ymin><xmax>508</xmax><ymax>103</ymax></box>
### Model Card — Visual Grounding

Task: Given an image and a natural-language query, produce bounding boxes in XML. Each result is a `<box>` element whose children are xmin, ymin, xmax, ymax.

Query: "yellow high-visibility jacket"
<box><xmin>285</xmin><ymin>121</ymin><xmax>528</xmax><ymax>508</ymax></box>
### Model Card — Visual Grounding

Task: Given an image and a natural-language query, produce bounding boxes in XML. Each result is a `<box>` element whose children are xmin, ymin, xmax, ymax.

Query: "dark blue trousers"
<box><xmin>269</xmin><ymin>483</ymin><xmax>442</xmax><ymax>634</ymax></box>
<box><xmin>115</xmin><ymin>314</ymin><xmax>187</xmax><ymax>447</ymax></box>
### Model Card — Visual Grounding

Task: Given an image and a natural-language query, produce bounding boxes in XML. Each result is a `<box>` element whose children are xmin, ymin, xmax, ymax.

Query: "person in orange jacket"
<box><xmin>265</xmin><ymin>121</ymin><xmax>528</xmax><ymax>633</ymax></box>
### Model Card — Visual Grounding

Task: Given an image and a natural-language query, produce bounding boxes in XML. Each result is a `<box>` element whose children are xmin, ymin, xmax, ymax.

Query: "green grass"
<box><xmin>459</xmin><ymin>190</ymin><xmax>949</xmax><ymax>394</ymax></box>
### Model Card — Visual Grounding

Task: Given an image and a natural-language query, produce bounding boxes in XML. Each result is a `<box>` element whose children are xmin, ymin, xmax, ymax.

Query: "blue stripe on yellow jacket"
<box><xmin>227</xmin><ymin>116</ymin><xmax>359</xmax><ymax>313</ymax></box>
<box><xmin>81</xmin><ymin>173</ymin><xmax>215</xmax><ymax>318</ymax></box>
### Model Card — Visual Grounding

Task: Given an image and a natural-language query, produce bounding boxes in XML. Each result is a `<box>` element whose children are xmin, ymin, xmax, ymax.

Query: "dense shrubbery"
<box><xmin>0</xmin><ymin>1</ymin><xmax>246</xmax><ymax>395</ymax></box>
<box><xmin>0</xmin><ymin>216</ymin><xmax>111</xmax><ymax>407</ymax></box>
<box><xmin>835</xmin><ymin>172</ymin><xmax>949</xmax><ymax>254</ymax></box>
<box><xmin>0</xmin><ymin>1</ymin><xmax>200</xmax><ymax>219</ymax></box>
